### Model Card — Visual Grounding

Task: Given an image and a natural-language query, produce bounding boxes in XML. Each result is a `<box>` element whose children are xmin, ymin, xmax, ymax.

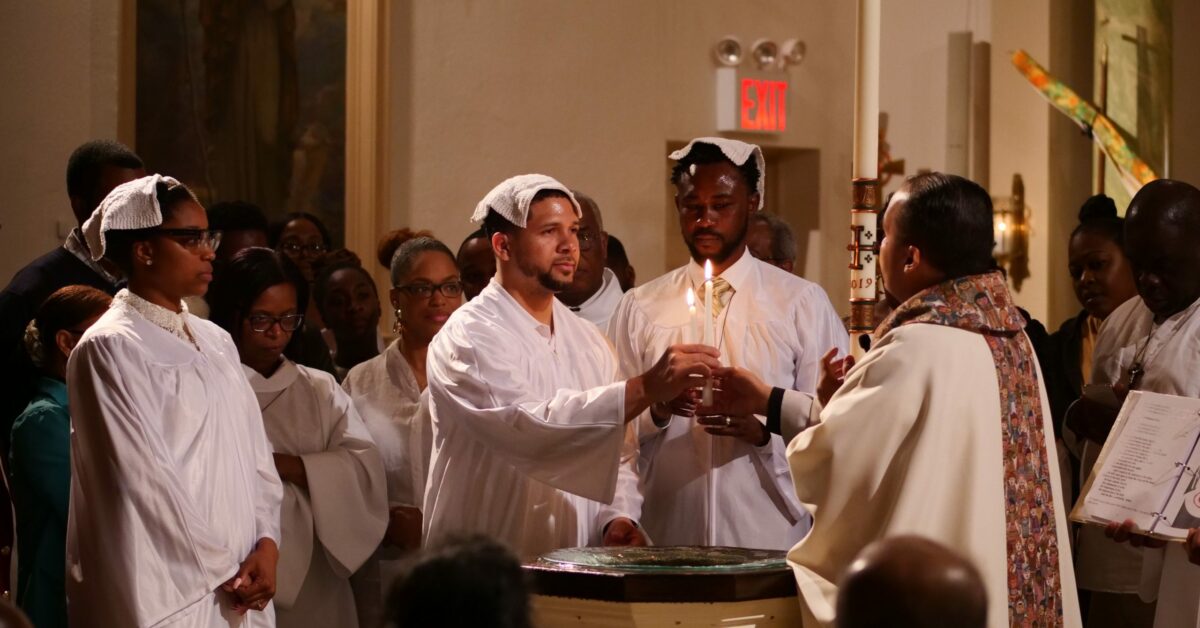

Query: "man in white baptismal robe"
<box><xmin>608</xmin><ymin>138</ymin><xmax>847</xmax><ymax>548</ymax></box>
<box><xmin>1085</xmin><ymin>180</ymin><xmax>1200</xmax><ymax>628</ymax></box>
<box><xmin>423</xmin><ymin>174</ymin><xmax>719</xmax><ymax>558</ymax></box>
<box><xmin>710</xmin><ymin>174</ymin><xmax>1082</xmax><ymax>628</ymax></box>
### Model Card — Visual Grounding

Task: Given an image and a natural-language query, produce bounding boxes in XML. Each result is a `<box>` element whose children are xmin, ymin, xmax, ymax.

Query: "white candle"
<box><xmin>850</xmin><ymin>0</ymin><xmax>881</xmax><ymax>361</ymax></box>
<box><xmin>685</xmin><ymin>287</ymin><xmax>697</xmax><ymax>344</ymax></box>
<box><xmin>852</xmin><ymin>0</ymin><xmax>881</xmax><ymax>180</ymax></box>
<box><xmin>703</xmin><ymin>260</ymin><xmax>714</xmax><ymax>346</ymax></box>
<box><xmin>702</xmin><ymin>260</ymin><xmax>715</xmax><ymax>405</ymax></box>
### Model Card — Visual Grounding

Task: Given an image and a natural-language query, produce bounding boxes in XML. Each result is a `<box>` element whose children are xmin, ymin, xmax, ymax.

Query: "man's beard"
<box><xmin>517</xmin><ymin>256</ymin><xmax>573</xmax><ymax>292</ymax></box>
<box><xmin>685</xmin><ymin>218</ymin><xmax>749</xmax><ymax>264</ymax></box>
<box><xmin>538</xmin><ymin>271</ymin><xmax>572</xmax><ymax>292</ymax></box>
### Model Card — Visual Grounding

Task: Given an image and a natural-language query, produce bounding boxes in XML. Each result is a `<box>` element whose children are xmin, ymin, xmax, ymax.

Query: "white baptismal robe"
<box><xmin>607</xmin><ymin>251</ymin><xmax>848</xmax><ymax>548</ymax></box>
<box><xmin>341</xmin><ymin>341</ymin><xmax>431</xmax><ymax>628</ymax></box>
<box><xmin>343</xmin><ymin>340</ymin><xmax>431</xmax><ymax>510</ymax></box>
<box><xmin>66</xmin><ymin>293</ymin><xmax>283</xmax><ymax>628</ymax></box>
<box><xmin>784</xmin><ymin>323</ymin><xmax>1082</xmax><ymax>628</ymax></box>
<box><xmin>244</xmin><ymin>360</ymin><xmax>388</xmax><ymax>628</ymax></box>
<box><xmin>423</xmin><ymin>280</ymin><xmax>640</xmax><ymax>558</ymax></box>
<box><xmin>565</xmin><ymin>267</ymin><xmax>625</xmax><ymax>331</ymax></box>
<box><xmin>1091</xmin><ymin>295</ymin><xmax>1200</xmax><ymax>628</ymax></box>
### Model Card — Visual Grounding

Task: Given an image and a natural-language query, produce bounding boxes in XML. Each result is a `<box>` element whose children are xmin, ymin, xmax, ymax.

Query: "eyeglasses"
<box><xmin>247</xmin><ymin>313</ymin><xmax>305</xmax><ymax>333</ymax></box>
<box><xmin>394</xmin><ymin>280</ymin><xmax>464</xmax><ymax>300</ymax></box>
<box><xmin>155</xmin><ymin>228</ymin><xmax>222</xmax><ymax>253</ymax></box>
<box><xmin>578</xmin><ymin>230</ymin><xmax>598</xmax><ymax>252</ymax></box>
<box><xmin>280</xmin><ymin>241</ymin><xmax>329</xmax><ymax>256</ymax></box>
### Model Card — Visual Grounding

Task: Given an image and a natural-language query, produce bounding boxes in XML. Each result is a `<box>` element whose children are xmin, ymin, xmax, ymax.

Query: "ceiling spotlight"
<box><xmin>780</xmin><ymin>39</ymin><xmax>807</xmax><ymax>67</ymax></box>
<box><xmin>713</xmin><ymin>36</ymin><xmax>743</xmax><ymax>67</ymax></box>
<box><xmin>751</xmin><ymin>39</ymin><xmax>779</xmax><ymax>69</ymax></box>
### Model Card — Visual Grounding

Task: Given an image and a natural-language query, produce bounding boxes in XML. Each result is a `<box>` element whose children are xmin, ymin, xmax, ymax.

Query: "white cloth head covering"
<box><xmin>470</xmin><ymin>174</ymin><xmax>582</xmax><ymax>227</ymax></box>
<box><xmin>668</xmin><ymin>137</ymin><xmax>766</xmax><ymax>210</ymax></box>
<box><xmin>82</xmin><ymin>174</ymin><xmax>191</xmax><ymax>260</ymax></box>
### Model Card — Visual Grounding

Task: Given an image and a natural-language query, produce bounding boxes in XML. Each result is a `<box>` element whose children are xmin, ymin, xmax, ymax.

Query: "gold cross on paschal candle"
<box><xmin>847</xmin><ymin>225</ymin><xmax>875</xmax><ymax>271</ymax></box>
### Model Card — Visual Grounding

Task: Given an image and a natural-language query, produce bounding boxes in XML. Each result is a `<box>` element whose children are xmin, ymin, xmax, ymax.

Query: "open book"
<box><xmin>1071</xmin><ymin>390</ymin><xmax>1200</xmax><ymax>541</ymax></box>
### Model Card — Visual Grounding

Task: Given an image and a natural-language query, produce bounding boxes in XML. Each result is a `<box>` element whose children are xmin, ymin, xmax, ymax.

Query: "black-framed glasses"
<box><xmin>155</xmin><ymin>228</ymin><xmax>222</xmax><ymax>253</ymax></box>
<box><xmin>394</xmin><ymin>280</ymin><xmax>464</xmax><ymax>300</ymax></box>
<box><xmin>280</xmin><ymin>241</ymin><xmax>329</xmax><ymax>256</ymax></box>
<box><xmin>247</xmin><ymin>313</ymin><xmax>305</xmax><ymax>333</ymax></box>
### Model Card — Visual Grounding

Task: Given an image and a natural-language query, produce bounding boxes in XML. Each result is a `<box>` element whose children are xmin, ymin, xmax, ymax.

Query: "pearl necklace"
<box><xmin>114</xmin><ymin>289</ymin><xmax>199</xmax><ymax>350</ymax></box>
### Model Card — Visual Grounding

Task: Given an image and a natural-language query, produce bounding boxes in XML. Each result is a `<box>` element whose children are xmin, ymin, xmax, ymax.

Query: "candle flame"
<box><xmin>704</xmin><ymin>259</ymin><xmax>713</xmax><ymax>280</ymax></box>
<box><xmin>686</xmin><ymin>287</ymin><xmax>695</xmax><ymax>307</ymax></box>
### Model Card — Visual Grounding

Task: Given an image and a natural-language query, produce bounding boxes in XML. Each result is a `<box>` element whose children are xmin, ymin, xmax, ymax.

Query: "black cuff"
<box><xmin>766</xmin><ymin>387</ymin><xmax>785</xmax><ymax>436</ymax></box>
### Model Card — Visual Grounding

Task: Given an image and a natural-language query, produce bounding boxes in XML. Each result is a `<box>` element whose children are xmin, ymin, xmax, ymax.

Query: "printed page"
<box><xmin>1072</xmin><ymin>391</ymin><xmax>1200</xmax><ymax>540</ymax></box>
<box><xmin>1153</xmin><ymin>407</ymin><xmax>1200</xmax><ymax>538</ymax></box>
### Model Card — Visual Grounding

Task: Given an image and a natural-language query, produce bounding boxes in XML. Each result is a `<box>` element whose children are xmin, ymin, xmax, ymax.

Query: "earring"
<box><xmin>392</xmin><ymin>308</ymin><xmax>404</xmax><ymax>335</ymax></box>
<box><xmin>146</xmin><ymin>259</ymin><xmax>153</xmax><ymax>266</ymax></box>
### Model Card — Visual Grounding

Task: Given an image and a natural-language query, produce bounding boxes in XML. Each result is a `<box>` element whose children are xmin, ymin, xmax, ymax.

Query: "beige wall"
<box><xmin>0</xmin><ymin>0</ymin><xmax>129</xmax><ymax>282</ymax></box>
<box><xmin>879</xmin><ymin>0</ymin><xmax>991</xmax><ymax>192</ymax></box>
<box><xmin>6</xmin><ymin>0</ymin><xmax>1195</xmax><ymax>328</ymax></box>
<box><xmin>384</xmin><ymin>0</ymin><xmax>857</xmax><ymax>311</ymax></box>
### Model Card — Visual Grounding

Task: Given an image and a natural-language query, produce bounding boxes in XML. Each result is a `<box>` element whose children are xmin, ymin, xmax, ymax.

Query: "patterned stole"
<box><xmin>875</xmin><ymin>271</ymin><xmax>1064</xmax><ymax>627</ymax></box>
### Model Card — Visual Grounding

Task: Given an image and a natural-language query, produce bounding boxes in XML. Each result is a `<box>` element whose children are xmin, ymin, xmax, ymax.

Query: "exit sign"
<box><xmin>716</xmin><ymin>68</ymin><xmax>789</xmax><ymax>133</ymax></box>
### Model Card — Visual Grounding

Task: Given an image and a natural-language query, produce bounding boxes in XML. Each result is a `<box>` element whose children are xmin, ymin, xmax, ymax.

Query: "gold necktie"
<box><xmin>706</xmin><ymin>276</ymin><xmax>734</xmax><ymax>319</ymax></box>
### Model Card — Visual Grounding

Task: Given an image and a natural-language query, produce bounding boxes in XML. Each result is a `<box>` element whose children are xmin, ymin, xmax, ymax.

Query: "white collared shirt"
<box><xmin>607</xmin><ymin>249</ymin><xmax>849</xmax><ymax>548</ymax></box>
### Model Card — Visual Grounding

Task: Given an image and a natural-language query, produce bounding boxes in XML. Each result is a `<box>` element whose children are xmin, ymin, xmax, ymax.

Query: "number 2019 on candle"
<box><xmin>850</xmin><ymin>277</ymin><xmax>874</xmax><ymax>290</ymax></box>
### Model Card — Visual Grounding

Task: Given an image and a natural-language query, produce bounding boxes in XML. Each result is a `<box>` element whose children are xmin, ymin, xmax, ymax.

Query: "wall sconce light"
<box><xmin>751</xmin><ymin>39</ymin><xmax>779</xmax><ymax>69</ymax></box>
<box><xmin>713</xmin><ymin>36</ymin><xmax>743</xmax><ymax>67</ymax></box>
<box><xmin>993</xmin><ymin>174</ymin><xmax>1030</xmax><ymax>290</ymax></box>
<box><xmin>780</xmin><ymin>39</ymin><xmax>807</xmax><ymax>67</ymax></box>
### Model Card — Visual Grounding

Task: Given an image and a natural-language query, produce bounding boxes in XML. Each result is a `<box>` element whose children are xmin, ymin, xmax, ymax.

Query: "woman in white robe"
<box><xmin>342</xmin><ymin>234</ymin><xmax>464</xmax><ymax>623</ymax></box>
<box><xmin>208</xmin><ymin>247</ymin><xmax>388</xmax><ymax>628</ymax></box>
<box><xmin>67</xmin><ymin>176</ymin><xmax>284</xmax><ymax>627</ymax></box>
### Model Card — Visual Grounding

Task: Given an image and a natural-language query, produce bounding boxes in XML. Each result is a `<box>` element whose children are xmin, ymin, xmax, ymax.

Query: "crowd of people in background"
<box><xmin>4</xmin><ymin>136</ymin><xmax>1200</xmax><ymax>628</ymax></box>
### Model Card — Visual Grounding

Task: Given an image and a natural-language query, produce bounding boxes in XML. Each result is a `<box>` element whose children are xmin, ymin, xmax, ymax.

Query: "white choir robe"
<box><xmin>607</xmin><ymin>251</ymin><xmax>848</xmax><ymax>548</ymax></box>
<box><xmin>1091</xmin><ymin>295</ymin><xmax>1200</xmax><ymax>628</ymax></box>
<box><xmin>341</xmin><ymin>341</ymin><xmax>431</xmax><ymax>626</ymax></box>
<box><xmin>564</xmin><ymin>267</ymin><xmax>625</xmax><ymax>331</ymax></box>
<box><xmin>782</xmin><ymin>323</ymin><xmax>1082</xmax><ymax>628</ymax></box>
<box><xmin>343</xmin><ymin>340</ymin><xmax>431</xmax><ymax>510</ymax></box>
<box><xmin>244</xmin><ymin>360</ymin><xmax>388</xmax><ymax>628</ymax></box>
<box><xmin>423</xmin><ymin>279</ymin><xmax>642</xmax><ymax>558</ymax></box>
<box><xmin>66</xmin><ymin>301</ymin><xmax>283</xmax><ymax>627</ymax></box>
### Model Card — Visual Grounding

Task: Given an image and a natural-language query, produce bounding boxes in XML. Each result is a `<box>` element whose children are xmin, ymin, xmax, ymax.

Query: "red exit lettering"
<box><xmin>739</xmin><ymin>79</ymin><xmax>788</xmax><ymax>132</ymax></box>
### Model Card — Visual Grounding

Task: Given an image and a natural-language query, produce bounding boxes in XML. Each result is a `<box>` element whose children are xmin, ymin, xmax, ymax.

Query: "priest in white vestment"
<box><xmin>67</xmin><ymin>176</ymin><xmax>283</xmax><ymax>627</ymax></box>
<box><xmin>708</xmin><ymin>174</ymin><xmax>1082</xmax><ymax>627</ymax></box>
<box><xmin>1083</xmin><ymin>180</ymin><xmax>1200</xmax><ymax>628</ymax></box>
<box><xmin>608</xmin><ymin>138</ymin><xmax>847</xmax><ymax>548</ymax></box>
<box><xmin>423</xmin><ymin>174</ymin><xmax>720</xmax><ymax>558</ymax></box>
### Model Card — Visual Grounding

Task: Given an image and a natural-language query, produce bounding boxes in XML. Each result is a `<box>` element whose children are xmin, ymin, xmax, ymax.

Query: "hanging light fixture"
<box><xmin>751</xmin><ymin>39</ymin><xmax>779</xmax><ymax>69</ymax></box>
<box><xmin>780</xmin><ymin>39</ymin><xmax>807</xmax><ymax>68</ymax></box>
<box><xmin>713</xmin><ymin>36</ymin><xmax>743</xmax><ymax>67</ymax></box>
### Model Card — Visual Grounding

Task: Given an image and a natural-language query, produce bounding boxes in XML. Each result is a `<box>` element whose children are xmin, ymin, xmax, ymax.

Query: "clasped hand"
<box><xmin>221</xmin><ymin>538</ymin><xmax>279</xmax><ymax>614</ymax></box>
